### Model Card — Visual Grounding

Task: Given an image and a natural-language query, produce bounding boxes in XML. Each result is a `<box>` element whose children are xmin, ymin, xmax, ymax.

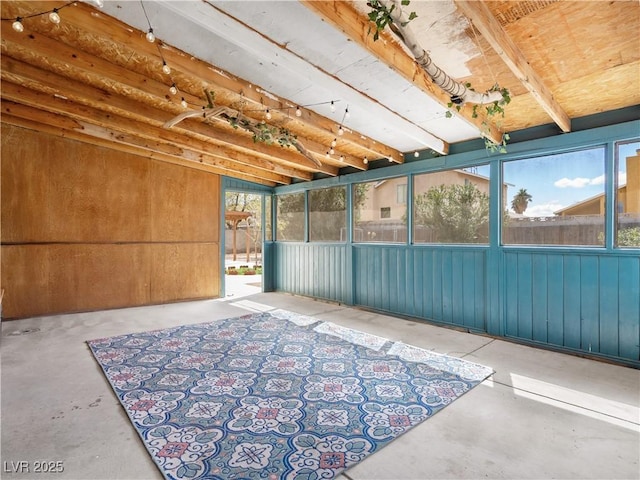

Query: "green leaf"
<box><xmin>296</xmin><ymin>435</ymin><xmax>316</xmax><ymax>448</ymax></box>
<box><xmin>176</xmin><ymin>463</ymin><xmax>199</xmax><ymax>478</ymax></box>
<box><xmin>195</xmin><ymin>432</ymin><xmax>219</xmax><ymax>443</ymax></box>
<box><xmin>144</xmin><ymin>414</ymin><xmax>163</xmax><ymax>425</ymax></box>
<box><xmin>373</xmin><ymin>426</ymin><xmax>392</xmax><ymax>437</ymax></box>
<box><xmin>279</xmin><ymin>423</ymin><xmax>296</xmax><ymax>434</ymax></box>
<box><xmin>408</xmin><ymin>11</ymin><xmax>418</xmax><ymax>20</ymax></box>
<box><xmin>150</xmin><ymin>426</ymin><xmax>171</xmax><ymax>438</ymax></box>
<box><xmin>294</xmin><ymin>469</ymin><xmax>318</xmax><ymax>480</ymax></box>
<box><xmin>401</xmin><ymin>0</ymin><xmax>410</xmax><ymax>5</ymax></box>
<box><xmin>346</xmin><ymin>440</ymin><xmax>367</xmax><ymax>453</ymax></box>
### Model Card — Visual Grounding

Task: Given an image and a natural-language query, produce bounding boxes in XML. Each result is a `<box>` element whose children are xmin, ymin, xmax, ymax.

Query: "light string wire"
<box><xmin>1</xmin><ymin>1</ymin><xmax>76</xmax><ymax>27</ymax></box>
<box><xmin>4</xmin><ymin>1</ymin><xmax>367</xmax><ymax>164</ymax></box>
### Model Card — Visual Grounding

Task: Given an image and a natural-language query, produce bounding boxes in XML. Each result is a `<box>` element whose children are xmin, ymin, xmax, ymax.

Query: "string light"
<box><xmin>345</xmin><ymin>106</ymin><xmax>350</xmax><ymax>119</ymax></box>
<box><xmin>146</xmin><ymin>28</ymin><xmax>155</xmax><ymax>43</ymax></box>
<box><xmin>48</xmin><ymin>8</ymin><xmax>61</xmax><ymax>24</ymax></box>
<box><xmin>162</xmin><ymin>61</ymin><xmax>171</xmax><ymax>75</ymax></box>
<box><xmin>363</xmin><ymin>156</ymin><xmax>368</xmax><ymax>164</ymax></box>
<box><xmin>295</xmin><ymin>106</ymin><xmax>302</xmax><ymax>117</ymax></box>
<box><xmin>338</xmin><ymin>126</ymin><xmax>344</xmax><ymax>136</ymax></box>
<box><xmin>3</xmin><ymin>1</ymin><xmax>81</xmax><ymax>33</ymax></box>
<box><xmin>181</xmin><ymin>97</ymin><xmax>188</xmax><ymax>108</ymax></box>
<box><xmin>330</xmin><ymin>101</ymin><xmax>336</xmax><ymax>112</ymax></box>
<box><xmin>339</xmin><ymin>155</ymin><xmax>344</xmax><ymax>162</ymax></box>
<box><xmin>12</xmin><ymin>17</ymin><xmax>23</xmax><ymax>32</ymax></box>
<box><xmin>331</xmin><ymin>138</ymin><xmax>337</xmax><ymax>148</ymax></box>
<box><xmin>169</xmin><ymin>83</ymin><xmax>177</xmax><ymax>95</ymax></box>
<box><xmin>265</xmin><ymin>109</ymin><xmax>272</xmax><ymax>120</ymax></box>
<box><xmin>414</xmin><ymin>151</ymin><xmax>419</xmax><ymax>158</ymax></box>
<box><xmin>325</xmin><ymin>151</ymin><xmax>330</xmax><ymax>158</ymax></box>
<box><xmin>329</xmin><ymin>148</ymin><xmax>335</xmax><ymax>155</ymax></box>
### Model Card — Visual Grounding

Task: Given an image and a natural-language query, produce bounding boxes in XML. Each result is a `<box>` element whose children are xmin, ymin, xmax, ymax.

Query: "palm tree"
<box><xmin>511</xmin><ymin>188</ymin><xmax>532</xmax><ymax>214</ymax></box>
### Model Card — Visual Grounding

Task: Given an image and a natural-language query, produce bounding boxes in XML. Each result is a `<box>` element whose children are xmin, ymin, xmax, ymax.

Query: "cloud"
<box><xmin>553</xmin><ymin>173</ymin><xmax>618</xmax><ymax>188</ymax></box>
<box><xmin>619</xmin><ymin>171</ymin><xmax>627</xmax><ymax>185</ymax></box>
<box><xmin>524</xmin><ymin>202</ymin><xmax>566</xmax><ymax>217</ymax></box>
<box><xmin>554</xmin><ymin>177</ymin><xmax>591</xmax><ymax>188</ymax></box>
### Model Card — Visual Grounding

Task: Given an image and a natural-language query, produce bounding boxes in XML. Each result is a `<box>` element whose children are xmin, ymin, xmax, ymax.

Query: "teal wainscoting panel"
<box><xmin>352</xmin><ymin>246</ymin><xmax>487</xmax><ymax>331</ymax></box>
<box><xmin>618</xmin><ymin>255</ymin><xmax>640</xmax><ymax>361</ymax></box>
<box><xmin>562</xmin><ymin>255</ymin><xmax>582</xmax><ymax>350</ymax></box>
<box><xmin>262</xmin><ymin>242</ymin><xmax>276</xmax><ymax>292</ymax></box>
<box><xmin>546</xmin><ymin>254</ymin><xmax>565</xmax><ymax>346</ymax></box>
<box><xmin>598</xmin><ymin>256</ymin><xmax>619</xmax><ymax>357</ymax></box>
<box><xmin>274</xmin><ymin>243</ymin><xmax>350</xmax><ymax>304</ymax></box>
<box><xmin>531</xmin><ymin>254</ymin><xmax>548</xmax><ymax>343</ymax></box>
<box><xmin>580</xmin><ymin>255</ymin><xmax>600</xmax><ymax>354</ymax></box>
<box><xmin>503</xmin><ymin>250</ymin><xmax>640</xmax><ymax>362</ymax></box>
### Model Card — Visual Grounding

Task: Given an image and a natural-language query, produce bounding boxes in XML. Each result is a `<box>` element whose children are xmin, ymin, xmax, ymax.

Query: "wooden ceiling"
<box><xmin>1</xmin><ymin>1</ymin><xmax>638</xmax><ymax>187</ymax></box>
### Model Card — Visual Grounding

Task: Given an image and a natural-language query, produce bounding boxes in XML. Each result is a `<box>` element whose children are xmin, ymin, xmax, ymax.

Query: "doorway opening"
<box><xmin>224</xmin><ymin>192</ymin><xmax>263</xmax><ymax>299</ymax></box>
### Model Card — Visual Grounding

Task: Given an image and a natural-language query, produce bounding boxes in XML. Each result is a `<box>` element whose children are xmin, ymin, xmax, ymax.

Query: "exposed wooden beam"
<box><xmin>0</xmin><ymin>31</ymin><xmax>338</xmax><ymax>176</ymax></box>
<box><xmin>2</xmin><ymin>1</ymin><xmax>396</xmax><ymax>166</ymax></box>
<box><xmin>0</xmin><ymin>88</ymin><xmax>293</xmax><ymax>186</ymax></box>
<box><xmin>454</xmin><ymin>0</ymin><xmax>571</xmax><ymax>132</ymax></box>
<box><xmin>0</xmin><ymin>56</ymin><xmax>313</xmax><ymax>182</ymax></box>
<box><xmin>301</xmin><ymin>0</ymin><xmax>503</xmax><ymax>146</ymax></box>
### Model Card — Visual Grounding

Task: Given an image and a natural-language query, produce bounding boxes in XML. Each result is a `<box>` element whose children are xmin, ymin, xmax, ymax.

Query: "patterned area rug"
<box><xmin>88</xmin><ymin>310</ymin><xmax>493</xmax><ymax>480</ymax></box>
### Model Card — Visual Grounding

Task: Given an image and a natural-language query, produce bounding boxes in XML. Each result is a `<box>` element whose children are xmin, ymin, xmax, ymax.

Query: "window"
<box><xmin>353</xmin><ymin>178</ymin><xmax>407</xmax><ymax>243</ymax></box>
<box><xmin>616</xmin><ymin>140</ymin><xmax>640</xmax><ymax>248</ymax></box>
<box><xmin>502</xmin><ymin>147</ymin><xmax>605</xmax><ymax>246</ymax></box>
<box><xmin>276</xmin><ymin>193</ymin><xmax>304</xmax><ymax>241</ymax></box>
<box><xmin>309</xmin><ymin>186</ymin><xmax>347</xmax><ymax>242</ymax></box>
<box><xmin>413</xmin><ymin>166</ymin><xmax>490</xmax><ymax>244</ymax></box>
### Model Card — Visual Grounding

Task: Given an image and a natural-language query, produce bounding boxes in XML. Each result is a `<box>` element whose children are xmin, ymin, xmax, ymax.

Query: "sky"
<box><xmin>501</xmin><ymin>141</ymin><xmax>638</xmax><ymax>217</ymax></box>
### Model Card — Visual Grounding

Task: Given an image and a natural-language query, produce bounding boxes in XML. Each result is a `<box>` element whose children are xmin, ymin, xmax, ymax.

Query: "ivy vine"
<box><xmin>366</xmin><ymin>0</ymin><xmax>512</xmax><ymax>153</ymax></box>
<box><xmin>367</xmin><ymin>0</ymin><xmax>417</xmax><ymax>40</ymax></box>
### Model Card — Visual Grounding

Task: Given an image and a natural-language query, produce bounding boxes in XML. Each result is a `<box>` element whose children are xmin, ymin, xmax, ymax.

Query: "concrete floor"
<box><xmin>1</xmin><ymin>292</ymin><xmax>638</xmax><ymax>480</ymax></box>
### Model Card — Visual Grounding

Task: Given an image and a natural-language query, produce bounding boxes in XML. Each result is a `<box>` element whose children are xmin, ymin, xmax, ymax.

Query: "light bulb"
<box><xmin>49</xmin><ymin>9</ymin><xmax>61</xmax><ymax>24</ymax></box>
<box><xmin>12</xmin><ymin>18</ymin><xmax>24</xmax><ymax>32</ymax></box>
<box><xmin>181</xmin><ymin>98</ymin><xmax>188</xmax><ymax>108</ymax></box>
<box><xmin>331</xmin><ymin>138</ymin><xmax>336</xmax><ymax>148</ymax></box>
<box><xmin>414</xmin><ymin>151</ymin><xmax>419</xmax><ymax>158</ymax></box>
<box><xmin>169</xmin><ymin>84</ymin><xmax>177</xmax><ymax>95</ymax></box>
<box><xmin>330</xmin><ymin>101</ymin><xmax>335</xmax><ymax>113</ymax></box>
<box><xmin>162</xmin><ymin>62</ymin><xmax>171</xmax><ymax>75</ymax></box>
<box><xmin>363</xmin><ymin>157</ymin><xmax>368</xmax><ymax>164</ymax></box>
<box><xmin>329</xmin><ymin>148</ymin><xmax>335</xmax><ymax>155</ymax></box>
<box><xmin>339</xmin><ymin>155</ymin><xmax>344</xmax><ymax>162</ymax></box>
<box><xmin>345</xmin><ymin>107</ymin><xmax>350</xmax><ymax>119</ymax></box>
<box><xmin>146</xmin><ymin>28</ymin><xmax>155</xmax><ymax>43</ymax></box>
<box><xmin>388</xmin><ymin>157</ymin><xmax>393</xmax><ymax>163</ymax></box>
<box><xmin>265</xmin><ymin>109</ymin><xmax>272</xmax><ymax>120</ymax></box>
<box><xmin>338</xmin><ymin>126</ymin><xmax>344</xmax><ymax>136</ymax></box>
<box><xmin>325</xmin><ymin>152</ymin><xmax>330</xmax><ymax>158</ymax></box>
<box><xmin>295</xmin><ymin>106</ymin><xmax>302</xmax><ymax>117</ymax></box>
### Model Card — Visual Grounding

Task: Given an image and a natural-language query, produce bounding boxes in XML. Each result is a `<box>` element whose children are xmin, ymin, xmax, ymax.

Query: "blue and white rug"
<box><xmin>88</xmin><ymin>310</ymin><xmax>493</xmax><ymax>480</ymax></box>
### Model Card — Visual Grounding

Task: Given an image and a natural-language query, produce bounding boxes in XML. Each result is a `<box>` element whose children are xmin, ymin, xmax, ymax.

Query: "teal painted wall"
<box><xmin>271</xmin><ymin>120</ymin><xmax>640</xmax><ymax>365</ymax></box>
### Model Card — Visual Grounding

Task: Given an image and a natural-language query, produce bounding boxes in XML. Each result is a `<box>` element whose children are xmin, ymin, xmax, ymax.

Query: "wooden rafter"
<box><xmin>301</xmin><ymin>0</ymin><xmax>503</xmax><ymax>146</ymax></box>
<box><xmin>0</xmin><ymin>58</ymin><xmax>318</xmax><ymax>182</ymax></box>
<box><xmin>0</xmin><ymin>40</ymin><xmax>344</xmax><ymax>183</ymax></box>
<box><xmin>454</xmin><ymin>0</ymin><xmax>571</xmax><ymax>132</ymax></box>
<box><xmin>1</xmin><ymin>1</ymin><xmax>402</xmax><ymax>172</ymax></box>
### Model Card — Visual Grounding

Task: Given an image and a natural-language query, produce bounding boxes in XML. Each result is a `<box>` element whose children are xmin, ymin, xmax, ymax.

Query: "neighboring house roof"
<box><xmin>554</xmin><ymin>185</ymin><xmax>626</xmax><ymax>215</ymax></box>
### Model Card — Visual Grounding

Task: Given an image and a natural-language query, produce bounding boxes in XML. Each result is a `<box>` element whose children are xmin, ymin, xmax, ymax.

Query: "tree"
<box><xmin>511</xmin><ymin>188</ymin><xmax>532</xmax><ymax>214</ymax></box>
<box><xmin>414</xmin><ymin>183</ymin><xmax>489</xmax><ymax>243</ymax></box>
